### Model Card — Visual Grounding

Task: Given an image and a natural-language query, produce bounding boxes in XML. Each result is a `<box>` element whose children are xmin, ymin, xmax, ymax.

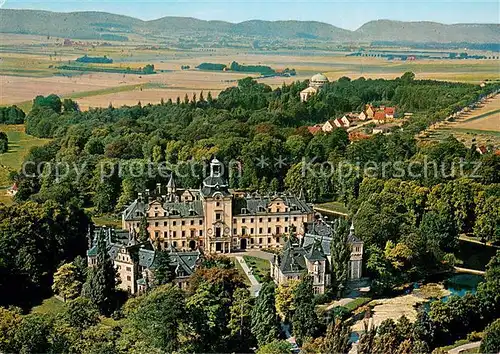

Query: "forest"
<box><xmin>1</xmin><ymin>73</ymin><xmax>499</xmax><ymax>353</ymax></box>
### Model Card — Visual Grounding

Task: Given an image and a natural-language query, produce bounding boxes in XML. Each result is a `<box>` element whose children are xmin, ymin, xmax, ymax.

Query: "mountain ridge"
<box><xmin>0</xmin><ymin>9</ymin><xmax>498</xmax><ymax>43</ymax></box>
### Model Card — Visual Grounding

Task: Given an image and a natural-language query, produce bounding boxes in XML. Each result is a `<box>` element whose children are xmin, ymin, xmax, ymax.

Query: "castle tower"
<box><xmin>201</xmin><ymin>158</ymin><xmax>233</xmax><ymax>254</ymax></box>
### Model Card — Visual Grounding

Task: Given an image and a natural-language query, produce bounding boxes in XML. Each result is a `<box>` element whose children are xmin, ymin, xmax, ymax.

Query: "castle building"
<box><xmin>270</xmin><ymin>219</ymin><xmax>363</xmax><ymax>294</ymax></box>
<box><xmin>300</xmin><ymin>73</ymin><xmax>329</xmax><ymax>102</ymax></box>
<box><xmin>87</xmin><ymin>227</ymin><xmax>201</xmax><ymax>294</ymax></box>
<box><xmin>122</xmin><ymin>158</ymin><xmax>314</xmax><ymax>254</ymax></box>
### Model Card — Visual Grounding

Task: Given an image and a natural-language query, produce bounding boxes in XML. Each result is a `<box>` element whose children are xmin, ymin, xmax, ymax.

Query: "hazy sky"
<box><xmin>3</xmin><ymin>0</ymin><xmax>499</xmax><ymax>30</ymax></box>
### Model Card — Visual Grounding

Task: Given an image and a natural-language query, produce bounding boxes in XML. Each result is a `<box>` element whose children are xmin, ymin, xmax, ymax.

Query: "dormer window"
<box><xmin>241</xmin><ymin>208</ymin><xmax>248</xmax><ymax>214</ymax></box>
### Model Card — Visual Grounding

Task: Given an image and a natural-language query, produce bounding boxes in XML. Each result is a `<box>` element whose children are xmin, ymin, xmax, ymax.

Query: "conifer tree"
<box><xmin>82</xmin><ymin>229</ymin><xmax>118</xmax><ymax>315</ymax></box>
<box><xmin>137</xmin><ymin>216</ymin><xmax>149</xmax><ymax>243</ymax></box>
<box><xmin>321</xmin><ymin>319</ymin><xmax>351</xmax><ymax>354</ymax></box>
<box><xmin>153</xmin><ymin>250</ymin><xmax>174</xmax><ymax>286</ymax></box>
<box><xmin>331</xmin><ymin>219</ymin><xmax>351</xmax><ymax>297</ymax></box>
<box><xmin>292</xmin><ymin>276</ymin><xmax>317</xmax><ymax>345</ymax></box>
<box><xmin>251</xmin><ymin>282</ymin><xmax>279</xmax><ymax>346</ymax></box>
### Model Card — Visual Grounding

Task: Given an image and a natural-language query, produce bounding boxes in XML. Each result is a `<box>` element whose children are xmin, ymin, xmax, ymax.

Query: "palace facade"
<box><xmin>122</xmin><ymin>158</ymin><xmax>315</xmax><ymax>254</ymax></box>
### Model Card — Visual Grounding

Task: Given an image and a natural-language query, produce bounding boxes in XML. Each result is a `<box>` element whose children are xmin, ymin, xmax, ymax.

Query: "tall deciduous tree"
<box><xmin>251</xmin><ymin>281</ymin><xmax>280</xmax><ymax>347</ymax></box>
<box><xmin>52</xmin><ymin>263</ymin><xmax>83</xmax><ymax>302</ymax></box>
<box><xmin>228</xmin><ymin>288</ymin><xmax>255</xmax><ymax>352</ymax></box>
<box><xmin>275</xmin><ymin>279</ymin><xmax>299</xmax><ymax>323</ymax></box>
<box><xmin>128</xmin><ymin>284</ymin><xmax>185</xmax><ymax>353</ymax></box>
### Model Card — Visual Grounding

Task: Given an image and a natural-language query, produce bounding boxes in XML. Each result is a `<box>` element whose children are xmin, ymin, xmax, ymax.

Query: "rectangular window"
<box><xmin>233</xmin><ymin>218</ymin><xmax>237</xmax><ymax>224</ymax></box>
<box><xmin>173</xmin><ymin>231</ymin><xmax>177</xmax><ymax>238</ymax></box>
<box><xmin>268</xmin><ymin>238</ymin><xmax>271</xmax><ymax>244</ymax></box>
<box><xmin>250</xmin><ymin>228</ymin><xmax>254</xmax><ymax>234</ymax></box>
<box><xmin>199</xmin><ymin>230</ymin><xmax>203</xmax><ymax>236</ymax></box>
<box><xmin>191</xmin><ymin>230</ymin><xmax>195</xmax><ymax>237</ymax></box>
<box><xmin>190</xmin><ymin>220</ymin><xmax>194</xmax><ymax>225</ymax></box>
<box><xmin>277</xmin><ymin>237</ymin><xmax>280</xmax><ymax>243</ymax></box>
<box><xmin>215</xmin><ymin>228</ymin><xmax>221</xmax><ymax>238</ymax></box>
<box><xmin>268</xmin><ymin>218</ymin><xmax>271</xmax><ymax>222</ymax></box>
<box><xmin>276</xmin><ymin>217</ymin><xmax>280</xmax><ymax>222</ymax></box>
<box><xmin>182</xmin><ymin>231</ymin><xmax>185</xmax><ymax>237</ymax></box>
<box><xmin>250</xmin><ymin>238</ymin><xmax>254</xmax><ymax>244</ymax></box>
<box><xmin>242</xmin><ymin>218</ymin><xmax>246</xmax><ymax>223</ymax></box>
<box><xmin>259</xmin><ymin>238</ymin><xmax>262</xmax><ymax>244</ymax></box>
<box><xmin>126</xmin><ymin>267</ymin><xmax>131</xmax><ymax>272</ymax></box>
<box><xmin>267</xmin><ymin>228</ymin><xmax>271</xmax><ymax>233</ymax></box>
<box><xmin>163</xmin><ymin>221</ymin><xmax>168</xmax><ymax>226</ymax></box>
<box><xmin>155</xmin><ymin>231</ymin><xmax>159</xmax><ymax>238</ymax></box>
<box><xmin>199</xmin><ymin>220</ymin><xmax>203</xmax><ymax>225</ymax></box>
<box><xmin>216</xmin><ymin>213</ymin><xmax>221</xmax><ymax>221</ymax></box>
<box><xmin>259</xmin><ymin>218</ymin><xmax>263</xmax><ymax>223</ymax></box>
<box><xmin>233</xmin><ymin>228</ymin><xmax>237</xmax><ymax>235</ymax></box>
<box><xmin>293</xmin><ymin>217</ymin><xmax>297</xmax><ymax>221</ymax></box>
<box><xmin>173</xmin><ymin>221</ymin><xmax>177</xmax><ymax>226</ymax></box>
<box><xmin>284</xmin><ymin>227</ymin><xmax>288</xmax><ymax>233</ymax></box>
<box><xmin>250</xmin><ymin>218</ymin><xmax>254</xmax><ymax>223</ymax></box>
<box><xmin>182</xmin><ymin>221</ymin><xmax>185</xmax><ymax>226</ymax></box>
<box><xmin>259</xmin><ymin>227</ymin><xmax>263</xmax><ymax>234</ymax></box>
<box><xmin>155</xmin><ymin>222</ymin><xmax>159</xmax><ymax>227</ymax></box>
<box><xmin>216</xmin><ymin>202</ymin><xmax>220</xmax><ymax>207</ymax></box>
<box><xmin>127</xmin><ymin>276</ymin><xmax>131</xmax><ymax>281</ymax></box>
<box><xmin>285</xmin><ymin>217</ymin><xmax>288</xmax><ymax>222</ymax></box>
<box><xmin>242</xmin><ymin>228</ymin><xmax>246</xmax><ymax>235</ymax></box>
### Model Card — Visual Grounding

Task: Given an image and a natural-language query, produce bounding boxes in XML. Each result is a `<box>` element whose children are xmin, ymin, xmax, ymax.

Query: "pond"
<box><xmin>443</xmin><ymin>274</ymin><xmax>484</xmax><ymax>299</ymax></box>
<box><xmin>420</xmin><ymin>274</ymin><xmax>484</xmax><ymax>312</ymax></box>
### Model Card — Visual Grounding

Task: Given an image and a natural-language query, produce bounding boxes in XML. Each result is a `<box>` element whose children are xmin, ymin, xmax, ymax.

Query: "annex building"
<box><xmin>122</xmin><ymin>158</ymin><xmax>315</xmax><ymax>254</ymax></box>
<box><xmin>270</xmin><ymin>220</ymin><xmax>364</xmax><ymax>294</ymax></box>
<box><xmin>87</xmin><ymin>227</ymin><xmax>201</xmax><ymax>294</ymax></box>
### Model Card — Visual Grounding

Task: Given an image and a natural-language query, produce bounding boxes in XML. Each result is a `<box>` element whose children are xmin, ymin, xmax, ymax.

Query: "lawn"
<box><xmin>315</xmin><ymin>201</ymin><xmax>349</xmax><ymax>215</ymax></box>
<box><xmin>91</xmin><ymin>212</ymin><xmax>123</xmax><ymax>229</ymax></box>
<box><xmin>31</xmin><ymin>296</ymin><xmax>66</xmax><ymax>315</ymax></box>
<box><xmin>243</xmin><ymin>255</ymin><xmax>270</xmax><ymax>283</ymax></box>
<box><xmin>0</xmin><ymin>124</ymin><xmax>51</xmax><ymax>203</ymax></box>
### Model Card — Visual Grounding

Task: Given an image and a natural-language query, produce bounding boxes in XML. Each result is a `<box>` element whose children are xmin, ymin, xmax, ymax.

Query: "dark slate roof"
<box><xmin>279</xmin><ymin>240</ymin><xmax>307</xmax><ymax>274</ymax></box>
<box><xmin>87</xmin><ymin>228</ymin><xmax>131</xmax><ymax>257</ymax></box>
<box><xmin>169</xmin><ymin>249</ymin><xmax>201</xmax><ymax>277</ymax></box>
<box><xmin>232</xmin><ymin>194</ymin><xmax>312</xmax><ymax>216</ymax></box>
<box><xmin>304</xmin><ymin>240</ymin><xmax>326</xmax><ymax>261</ymax></box>
<box><xmin>201</xmin><ymin>176</ymin><xmax>231</xmax><ymax>197</ymax></box>
<box><xmin>122</xmin><ymin>197</ymin><xmax>203</xmax><ymax>220</ymax></box>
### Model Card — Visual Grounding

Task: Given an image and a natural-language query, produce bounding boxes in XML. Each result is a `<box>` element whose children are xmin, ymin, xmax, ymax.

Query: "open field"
<box><xmin>1</xmin><ymin>34</ymin><xmax>499</xmax><ymax>110</ymax></box>
<box><xmin>0</xmin><ymin>124</ymin><xmax>51</xmax><ymax>204</ymax></box>
<box><xmin>421</xmin><ymin>94</ymin><xmax>500</xmax><ymax>148</ymax></box>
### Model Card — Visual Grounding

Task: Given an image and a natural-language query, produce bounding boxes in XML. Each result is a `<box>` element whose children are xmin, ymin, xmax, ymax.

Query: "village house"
<box><xmin>365</xmin><ymin>104</ymin><xmax>375</xmax><ymax>119</ymax></box>
<box><xmin>373</xmin><ymin>110</ymin><xmax>387</xmax><ymax>124</ymax></box>
<box><xmin>300</xmin><ymin>73</ymin><xmax>329</xmax><ymax>102</ymax></box>
<box><xmin>271</xmin><ymin>220</ymin><xmax>363</xmax><ymax>294</ymax></box>
<box><xmin>307</xmin><ymin>125</ymin><xmax>323</xmax><ymax>135</ymax></box>
<box><xmin>122</xmin><ymin>158</ymin><xmax>314</xmax><ymax>254</ymax></box>
<box><xmin>322</xmin><ymin>120</ymin><xmax>336</xmax><ymax>132</ymax></box>
<box><xmin>87</xmin><ymin>227</ymin><xmax>201</xmax><ymax>294</ymax></box>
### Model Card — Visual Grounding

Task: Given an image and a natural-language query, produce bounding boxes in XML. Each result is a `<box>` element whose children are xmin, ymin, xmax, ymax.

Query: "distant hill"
<box><xmin>0</xmin><ymin>9</ymin><xmax>498</xmax><ymax>43</ymax></box>
<box><xmin>355</xmin><ymin>20</ymin><xmax>500</xmax><ymax>43</ymax></box>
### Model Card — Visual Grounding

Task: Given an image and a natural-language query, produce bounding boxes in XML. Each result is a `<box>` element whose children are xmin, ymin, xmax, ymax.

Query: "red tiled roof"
<box><xmin>349</xmin><ymin>132</ymin><xmax>370</xmax><ymax>141</ymax></box>
<box><xmin>307</xmin><ymin>126</ymin><xmax>322</xmax><ymax>134</ymax></box>
<box><xmin>384</xmin><ymin>107</ymin><xmax>396</xmax><ymax>115</ymax></box>
<box><xmin>374</xmin><ymin>111</ymin><xmax>386</xmax><ymax>120</ymax></box>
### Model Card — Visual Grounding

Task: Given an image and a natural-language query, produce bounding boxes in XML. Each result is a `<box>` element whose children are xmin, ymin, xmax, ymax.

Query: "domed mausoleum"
<box><xmin>300</xmin><ymin>73</ymin><xmax>329</xmax><ymax>102</ymax></box>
